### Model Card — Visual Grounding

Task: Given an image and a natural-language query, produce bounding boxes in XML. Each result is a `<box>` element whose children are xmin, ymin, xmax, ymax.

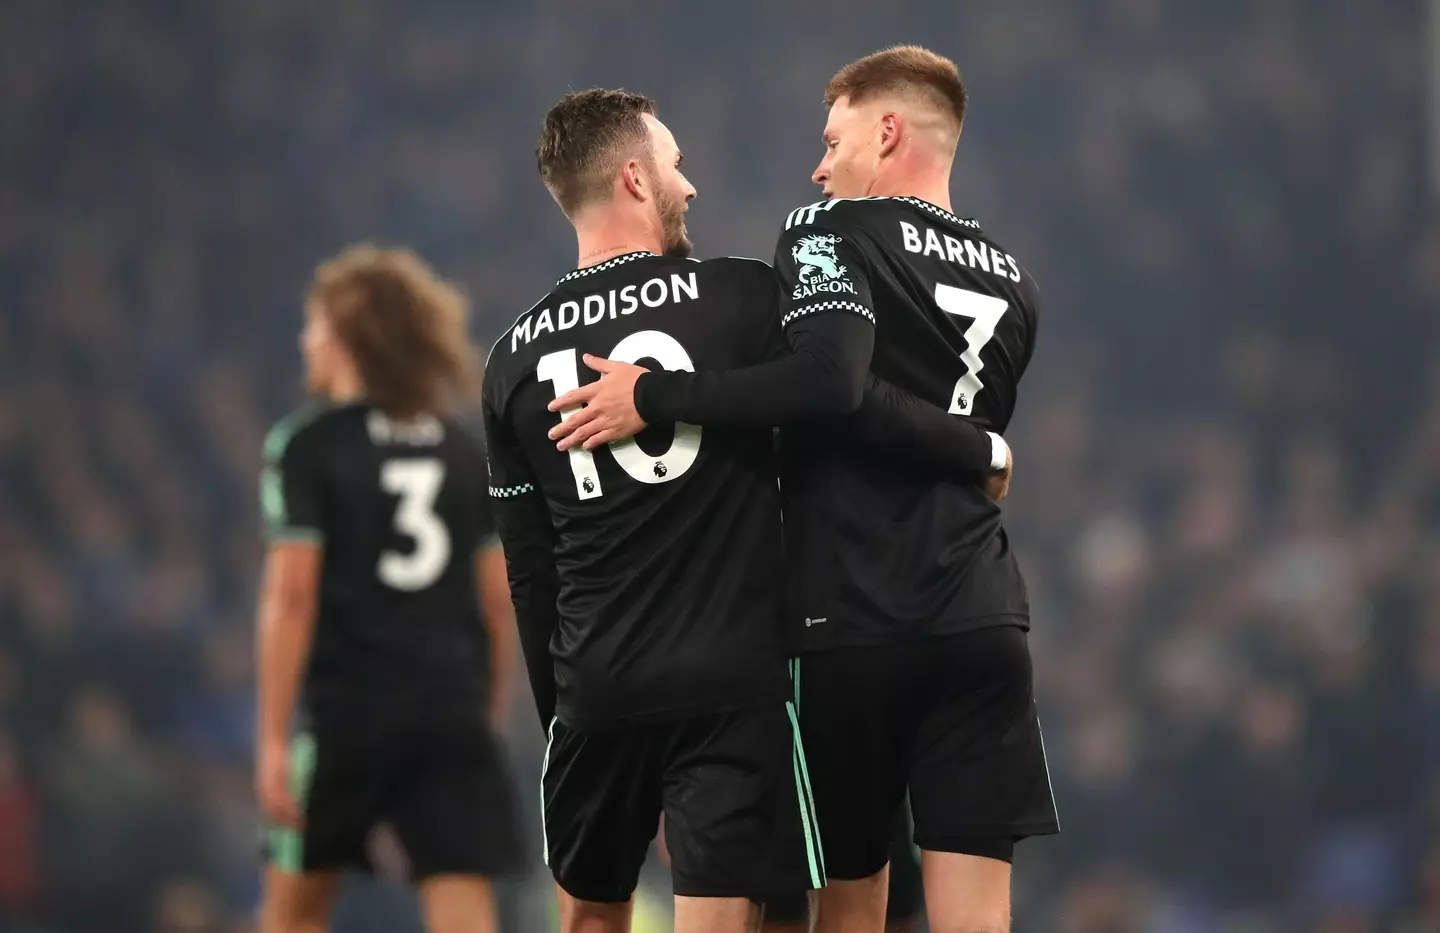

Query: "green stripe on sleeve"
<box><xmin>260</xmin><ymin>466</ymin><xmax>287</xmax><ymax>528</ymax></box>
<box><xmin>265</xmin><ymin>527</ymin><xmax>324</xmax><ymax>545</ymax></box>
<box><xmin>259</xmin><ymin>403</ymin><xmax>333</xmax><ymax>543</ymax></box>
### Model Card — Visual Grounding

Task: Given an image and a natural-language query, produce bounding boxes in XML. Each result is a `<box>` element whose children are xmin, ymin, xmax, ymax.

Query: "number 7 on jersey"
<box><xmin>935</xmin><ymin>284</ymin><xmax>1010</xmax><ymax>416</ymax></box>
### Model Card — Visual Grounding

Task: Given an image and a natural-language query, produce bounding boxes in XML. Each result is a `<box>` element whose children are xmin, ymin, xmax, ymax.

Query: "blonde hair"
<box><xmin>825</xmin><ymin>45</ymin><xmax>967</xmax><ymax>132</ymax></box>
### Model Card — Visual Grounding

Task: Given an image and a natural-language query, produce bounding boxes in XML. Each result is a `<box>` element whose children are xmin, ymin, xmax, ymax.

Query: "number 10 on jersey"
<box><xmin>537</xmin><ymin>330</ymin><xmax>702</xmax><ymax>500</ymax></box>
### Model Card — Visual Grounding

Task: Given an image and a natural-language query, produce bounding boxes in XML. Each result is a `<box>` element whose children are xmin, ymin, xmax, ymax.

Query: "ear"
<box><xmin>877</xmin><ymin>112</ymin><xmax>902</xmax><ymax>158</ymax></box>
<box><xmin>620</xmin><ymin>159</ymin><xmax>647</xmax><ymax>202</ymax></box>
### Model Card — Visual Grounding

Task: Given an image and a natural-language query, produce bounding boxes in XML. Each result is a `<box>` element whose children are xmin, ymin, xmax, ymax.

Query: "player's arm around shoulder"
<box><xmin>551</xmin><ymin>245</ymin><xmax>877</xmax><ymax>442</ymax></box>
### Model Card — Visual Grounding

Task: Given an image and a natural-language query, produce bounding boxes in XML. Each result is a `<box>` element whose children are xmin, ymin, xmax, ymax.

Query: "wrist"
<box><xmin>633</xmin><ymin>370</ymin><xmax>668</xmax><ymax>423</ymax></box>
<box><xmin>633</xmin><ymin>371</ymin><xmax>655</xmax><ymax>422</ymax></box>
<box><xmin>986</xmin><ymin>432</ymin><xmax>1009</xmax><ymax>473</ymax></box>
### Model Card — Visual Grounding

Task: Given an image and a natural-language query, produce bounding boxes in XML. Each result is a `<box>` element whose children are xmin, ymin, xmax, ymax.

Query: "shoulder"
<box><xmin>485</xmin><ymin>292</ymin><xmax>552</xmax><ymax>373</ymax></box>
<box><xmin>693</xmin><ymin>255</ymin><xmax>774</xmax><ymax>288</ymax></box>
<box><xmin>698</xmin><ymin>255</ymin><xmax>771</xmax><ymax>271</ymax></box>
<box><xmin>483</xmin><ymin>290</ymin><xmax>559</xmax><ymax>419</ymax></box>
<box><xmin>684</xmin><ymin>258</ymin><xmax>780</xmax><ymax>328</ymax></box>
<box><xmin>664</xmin><ymin>255</ymin><xmax>771</xmax><ymax>280</ymax></box>
<box><xmin>890</xmin><ymin>196</ymin><xmax>985</xmax><ymax>234</ymax></box>
<box><xmin>949</xmin><ymin>218</ymin><xmax>1040</xmax><ymax>299</ymax></box>
<box><xmin>783</xmin><ymin>196</ymin><xmax>988</xmax><ymax>239</ymax></box>
<box><xmin>263</xmin><ymin>401</ymin><xmax>342</xmax><ymax>464</ymax></box>
<box><xmin>780</xmin><ymin>196</ymin><xmax>897</xmax><ymax>233</ymax></box>
<box><xmin>775</xmin><ymin>200</ymin><xmax>893</xmax><ymax>273</ymax></box>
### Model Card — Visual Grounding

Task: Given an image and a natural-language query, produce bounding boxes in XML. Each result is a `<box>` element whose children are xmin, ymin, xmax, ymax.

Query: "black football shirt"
<box><xmin>632</xmin><ymin>197</ymin><xmax>1040</xmax><ymax>651</ymax></box>
<box><xmin>482</xmin><ymin>253</ymin><xmax>791</xmax><ymax>730</ymax></box>
<box><xmin>260</xmin><ymin>401</ymin><xmax>495</xmax><ymax>727</ymax></box>
<box><xmin>777</xmin><ymin>196</ymin><xmax>1039</xmax><ymax>649</ymax></box>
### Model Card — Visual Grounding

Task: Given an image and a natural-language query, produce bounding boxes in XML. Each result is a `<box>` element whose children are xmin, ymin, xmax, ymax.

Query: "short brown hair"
<box><xmin>308</xmin><ymin>245</ymin><xmax>478</xmax><ymax>419</ymax></box>
<box><xmin>825</xmin><ymin>45</ymin><xmax>967</xmax><ymax>131</ymax></box>
<box><xmin>537</xmin><ymin>88</ymin><xmax>656</xmax><ymax>216</ymax></box>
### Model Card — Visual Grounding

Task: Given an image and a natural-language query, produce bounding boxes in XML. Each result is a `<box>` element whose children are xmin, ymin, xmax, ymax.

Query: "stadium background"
<box><xmin>1</xmin><ymin>0</ymin><xmax>1437</xmax><ymax>931</ymax></box>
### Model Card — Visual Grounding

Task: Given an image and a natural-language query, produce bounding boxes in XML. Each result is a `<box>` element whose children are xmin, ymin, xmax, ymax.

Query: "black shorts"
<box><xmin>795</xmin><ymin>625</ymin><xmax>1058</xmax><ymax>880</ymax></box>
<box><xmin>886</xmin><ymin>808</ymin><xmax>923</xmax><ymax>921</ymax></box>
<box><xmin>263</xmin><ymin>716</ymin><xmax>526</xmax><ymax>881</ymax></box>
<box><xmin>541</xmin><ymin>702</ymin><xmax>824</xmax><ymax>903</ymax></box>
<box><xmin>763</xmin><ymin>808</ymin><xmax>922</xmax><ymax>925</ymax></box>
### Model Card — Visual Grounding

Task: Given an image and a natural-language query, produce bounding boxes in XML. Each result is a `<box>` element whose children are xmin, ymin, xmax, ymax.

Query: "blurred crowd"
<box><xmin>1</xmin><ymin>0</ymin><xmax>1437</xmax><ymax>931</ymax></box>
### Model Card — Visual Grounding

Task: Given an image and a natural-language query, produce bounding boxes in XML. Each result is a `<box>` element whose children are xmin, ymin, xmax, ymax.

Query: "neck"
<box><xmin>572</xmin><ymin>207</ymin><xmax>661</xmax><ymax>268</ymax></box>
<box><xmin>869</xmin><ymin>157</ymin><xmax>954</xmax><ymax>213</ymax></box>
<box><xmin>328</xmin><ymin>367</ymin><xmax>364</xmax><ymax>404</ymax></box>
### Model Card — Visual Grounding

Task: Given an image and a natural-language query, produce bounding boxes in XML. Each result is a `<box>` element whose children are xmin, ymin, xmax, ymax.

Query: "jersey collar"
<box><xmin>894</xmin><ymin>196</ymin><xmax>981</xmax><ymax>232</ymax></box>
<box><xmin>556</xmin><ymin>251</ymin><xmax>657</xmax><ymax>286</ymax></box>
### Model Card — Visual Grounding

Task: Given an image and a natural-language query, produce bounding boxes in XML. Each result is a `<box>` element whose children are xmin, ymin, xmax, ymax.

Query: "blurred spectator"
<box><xmin>0</xmin><ymin>729</ymin><xmax>41</xmax><ymax>923</ymax></box>
<box><xmin>174</xmin><ymin>626</ymin><xmax>255</xmax><ymax>771</ymax></box>
<box><xmin>38</xmin><ymin>687</ymin><xmax>208</xmax><ymax>932</ymax></box>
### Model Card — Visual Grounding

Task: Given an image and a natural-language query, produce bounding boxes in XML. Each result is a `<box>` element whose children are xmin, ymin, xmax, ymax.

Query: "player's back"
<box><xmin>263</xmin><ymin>402</ymin><xmax>492</xmax><ymax>726</ymax></box>
<box><xmin>778</xmin><ymin>197</ymin><xmax>1039</xmax><ymax>648</ymax></box>
<box><xmin>484</xmin><ymin>253</ymin><xmax>787</xmax><ymax>728</ymax></box>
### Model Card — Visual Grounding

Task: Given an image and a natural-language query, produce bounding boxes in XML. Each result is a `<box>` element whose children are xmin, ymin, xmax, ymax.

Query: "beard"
<box><xmin>656</xmin><ymin>186</ymin><xmax>693</xmax><ymax>259</ymax></box>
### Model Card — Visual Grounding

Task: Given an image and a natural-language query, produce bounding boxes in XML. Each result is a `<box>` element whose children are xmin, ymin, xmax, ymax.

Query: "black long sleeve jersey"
<box><xmin>483</xmin><ymin>249</ymin><xmax>1004</xmax><ymax>729</ymax></box>
<box><xmin>636</xmin><ymin>198</ymin><xmax>1041</xmax><ymax>653</ymax></box>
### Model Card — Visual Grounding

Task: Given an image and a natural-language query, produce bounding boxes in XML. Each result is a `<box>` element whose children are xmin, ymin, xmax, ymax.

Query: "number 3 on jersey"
<box><xmin>378</xmin><ymin>459</ymin><xmax>451</xmax><ymax>591</ymax></box>
<box><xmin>537</xmin><ymin>330</ymin><xmax>702</xmax><ymax>500</ymax></box>
<box><xmin>936</xmin><ymin>283</ymin><xmax>1009</xmax><ymax>416</ymax></box>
